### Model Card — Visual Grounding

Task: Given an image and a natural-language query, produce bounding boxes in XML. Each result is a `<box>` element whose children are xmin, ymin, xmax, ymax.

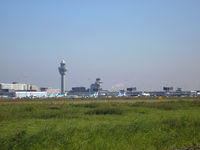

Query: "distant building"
<box><xmin>176</xmin><ymin>88</ymin><xmax>182</xmax><ymax>92</ymax></box>
<box><xmin>67</xmin><ymin>78</ymin><xmax>105</xmax><ymax>98</ymax></box>
<box><xmin>40</xmin><ymin>87</ymin><xmax>60</xmax><ymax>95</ymax></box>
<box><xmin>71</xmin><ymin>87</ymin><xmax>88</xmax><ymax>92</ymax></box>
<box><xmin>90</xmin><ymin>78</ymin><xmax>102</xmax><ymax>93</ymax></box>
<box><xmin>163</xmin><ymin>87</ymin><xmax>173</xmax><ymax>92</ymax></box>
<box><xmin>0</xmin><ymin>82</ymin><xmax>39</xmax><ymax>97</ymax></box>
<box><xmin>127</xmin><ymin>87</ymin><xmax>137</xmax><ymax>92</ymax></box>
<box><xmin>0</xmin><ymin>82</ymin><xmax>38</xmax><ymax>91</ymax></box>
<box><xmin>67</xmin><ymin>87</ymin><xmax>89</xmax><ymax>97</ymax></box>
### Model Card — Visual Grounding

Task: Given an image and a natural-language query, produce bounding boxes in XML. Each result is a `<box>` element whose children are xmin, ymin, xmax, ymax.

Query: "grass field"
<box><xmin>0</xmin><ymin>97</ymin><xmax>200</xmax><ymax>150</ymax></box>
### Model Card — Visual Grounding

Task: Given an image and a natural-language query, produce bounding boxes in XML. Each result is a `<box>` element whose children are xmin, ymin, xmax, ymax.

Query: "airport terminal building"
<box><xmin>0</xmin><ymin>82</ymin><xmax>60</xmax><ymax>98</ymax></box>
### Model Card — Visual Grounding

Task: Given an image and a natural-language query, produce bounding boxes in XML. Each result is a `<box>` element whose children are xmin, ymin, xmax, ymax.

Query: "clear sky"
<box><xmin>0</xmin><ymin>0</ymin><xmax>200</xmax><ymax>91</ymax></box>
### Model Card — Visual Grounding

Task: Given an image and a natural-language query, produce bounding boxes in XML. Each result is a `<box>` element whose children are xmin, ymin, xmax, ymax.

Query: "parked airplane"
<box><xmin>117</xmin><ymin>91</ymin><xmax>126</xmax><ymax>97</ymax></box>
<box><xmin>90</xmin><ymin>92</ymin><xmax>98</xmax><ymax>98</ymax></box>
<box><xmin>142</xmin><ymin>92</ymin><xmax>150</xmax><ymax>97</ymax></box>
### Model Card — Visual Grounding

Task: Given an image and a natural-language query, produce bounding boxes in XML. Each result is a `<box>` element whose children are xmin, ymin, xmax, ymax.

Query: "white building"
<box><xmin>0</xmin><ymin>82</ymin><xmax>38</xmax><ymax>91</ymax></box>
<box><xmin>40</xmin><ymin>87</ymin><xmax>60</xmax><ymax>95</ymax></box>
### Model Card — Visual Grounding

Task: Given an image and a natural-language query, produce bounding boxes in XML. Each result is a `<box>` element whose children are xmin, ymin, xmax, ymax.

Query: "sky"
<box><xmin>0</xmin><ymin>0</ymin><xmax>200</xmax><ymax>91</ymax></box>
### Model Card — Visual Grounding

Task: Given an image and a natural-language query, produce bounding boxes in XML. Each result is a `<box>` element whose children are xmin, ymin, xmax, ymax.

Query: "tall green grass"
<box><xmin>0</xmin><ymin>98</ymin><xmax>200</xmax><ymax>150</ymax></box>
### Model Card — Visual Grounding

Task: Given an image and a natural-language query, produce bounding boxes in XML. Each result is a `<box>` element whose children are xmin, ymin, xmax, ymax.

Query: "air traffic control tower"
<box><xmin>58</xmin><ymin>60</ymin><xmax>67</xmax><ymax>94</ymax></box>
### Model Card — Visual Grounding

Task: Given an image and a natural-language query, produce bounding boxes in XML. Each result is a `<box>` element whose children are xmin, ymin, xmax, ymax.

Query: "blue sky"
<box><xmin>0</xmin><ymin>0</ymin><xmax>200</xmax><ymax>91</ymax></box>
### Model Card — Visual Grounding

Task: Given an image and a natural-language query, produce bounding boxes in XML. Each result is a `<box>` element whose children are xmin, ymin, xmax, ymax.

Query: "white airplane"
<box><xmin>142</xmin><ymin>92</ymin><xmax>150</xmax><ymax>97</ymax></box>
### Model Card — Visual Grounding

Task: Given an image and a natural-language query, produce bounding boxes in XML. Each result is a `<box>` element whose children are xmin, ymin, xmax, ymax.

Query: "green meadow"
<box><xmin>0</xmin><ymin>98</ymin><xmax>200</xmax><ymax>150</ymax></box>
